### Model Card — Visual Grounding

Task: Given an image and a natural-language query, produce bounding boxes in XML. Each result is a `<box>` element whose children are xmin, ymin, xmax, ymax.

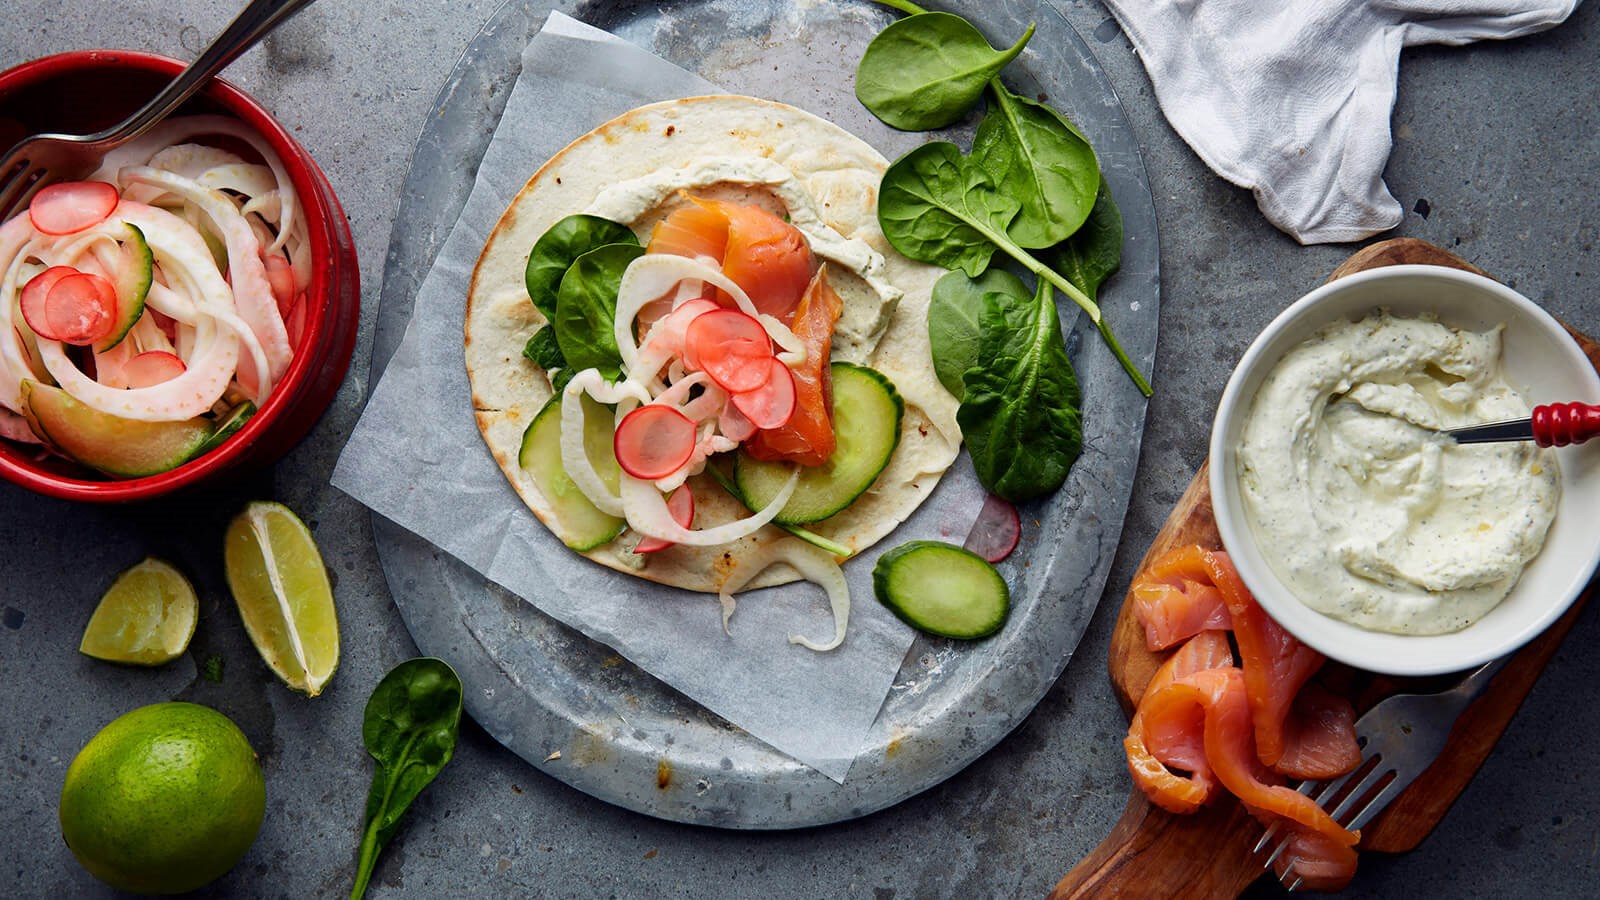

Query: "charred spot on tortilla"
<box><xmin>463</xmin><ymin>95</ymin><xmax>961</xmax><ymax>593</ymax></box>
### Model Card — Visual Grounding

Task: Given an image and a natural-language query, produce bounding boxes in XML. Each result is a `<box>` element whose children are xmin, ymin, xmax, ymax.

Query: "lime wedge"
<box><xmin>223</xmin><ymin>501</ymin><xmax>340</xmax><ymax>696</ymax></box>
<box><xmin>79</xmin><ymin>557</ymin><xmax>198</xmax><ymax>665</ymax></box>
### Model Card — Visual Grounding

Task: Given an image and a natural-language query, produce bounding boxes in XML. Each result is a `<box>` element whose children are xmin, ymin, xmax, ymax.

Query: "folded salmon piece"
<box><xmin>1203</xmin><ymin>549</ymin><xmax>1358</xmax><ymax>776</ymax></box>
<box><xmin>1123</xmin><ymin>630</ymin><xmax>1234</xmax><ymax>813</ymax></box>
<box><xmin>1129</xmin><ymin>544</ymin><xmax>1233</xmax><ymax>651</ymax></box>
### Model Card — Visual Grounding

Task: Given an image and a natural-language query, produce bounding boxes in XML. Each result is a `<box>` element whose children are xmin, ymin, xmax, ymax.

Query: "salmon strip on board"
<box><xmin>1122</xmin><ymin>629</ymin><xmax>1235</xmax><ymax>814</ymax></box>
<box><xmin>1128</xmin><ymin>544</ymin><xmax>1232</xmax><ymax>650</ymax></box>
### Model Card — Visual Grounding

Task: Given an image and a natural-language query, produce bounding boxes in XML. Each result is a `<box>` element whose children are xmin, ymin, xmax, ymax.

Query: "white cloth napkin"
<box><xmin>1100</xmin><ymin>0</ymin><xmax>1580</xmax><ymax>244</ymax></box>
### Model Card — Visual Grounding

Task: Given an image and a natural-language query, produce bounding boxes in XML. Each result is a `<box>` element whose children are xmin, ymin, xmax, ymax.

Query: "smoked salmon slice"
<box><xmin>1202</xmin><ymin>549</ymin><xmax>1357</xmax><ymax>774</ymax></box>
<box><xmin>646</xmin><ymin>196</ymin><xmax>814</xmax><ymax>324</ymax></box>
<box><xmin>1123</xmin><ymin>630</ymin><xmax>1234</xmax><ymax>814</ymax></box>
<box><xmin>1129</xmin><ymin>544</ymin><xmax>1232</xmax><ymax>650</ymax></box>
<box><xmin>742</xmin><ymin>267</ymin><xmax>841</xmax><ymax>466</ymax></box>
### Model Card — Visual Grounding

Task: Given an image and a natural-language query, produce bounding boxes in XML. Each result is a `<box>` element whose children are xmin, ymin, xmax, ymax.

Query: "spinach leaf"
<box><xmin>958</xmin><ymin>280</ymin><xmax>1083</xmax><ymax>503</ymax></box>
<box><xmin>879</xmin><ymin>142</ymin><xmax>1151</xmax><ymax>397</ymax></box>
<box><xmin>927</xmin><ymin>268</ymin><xmax>1030</xmax><ymax>399</ymax></box>
<box><xmin>522</xmin><ymin>327</ymin><xmax>574</xmax><ymax>392</ymax></box>
<box><xmin>1051</xmin><ymin>179</ymin><xmax>1123</xmax><ymax>304</ymax></box>
<box><xmin>552</xmin><ymin>242</ymin><xmax>645</xmax><ymax>381</ymax></box>
<box><xmin>351</xmin><ymin>658</ymin><xmax>462</xmax><ymax>900</ymax></box>
<box><xmin>856</xmin><ymin>13</ymin><xmax>1035</xmax><ymax>132</ymax></box>
<box><xmin>972</xmin><ymin>82</ymin><xmax>1100</xmax><ymax>249</ymax></box>
<box><xmin>878</xmin><ymin>142</ymin><xmax>1018</xmax><ymax>278</ymax></box>
<box><xmin>524</xmin><ymin>214</ymin><xmax>638</xmax><ymax>320</ymax></box>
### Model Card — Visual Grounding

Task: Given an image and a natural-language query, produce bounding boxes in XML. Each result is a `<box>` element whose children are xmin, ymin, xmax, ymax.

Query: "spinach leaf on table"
<box><xmin>972</xmin><ymin>82</ymin><xmax>1100</xmax><ymax>249</ymax></box>
<box><xmin>958</xmin><ymin>280</ymin><xmax>1083</xmax><ymax>503</ymax></box>
<box><xmin>855</xmin><ymin>12</ymin><xmax>1035</xmax><ymax>131</ymax></box>
<box><xmin>351</xmin><ymin>658</ymin><xmax>463</xmax><ymax>900</ymax></box>
<box><xmin>553</xmin><ymin>242</ymin><xmax>646</xmax><ymax>381</ymax></box>
<box><xmin>1051</xmin><ymin>179</ymin><xmax>1124</xmax><ymax>305</ymax></box>
<box><xmin>927</xmin><ymin>268</ymin><xmax>1030</xmax><ymax>399</ymax></box>
<box><xmin>524</xmin><ymin>214</ymin><xmax>638</xmax><ymax>320</ymax></box>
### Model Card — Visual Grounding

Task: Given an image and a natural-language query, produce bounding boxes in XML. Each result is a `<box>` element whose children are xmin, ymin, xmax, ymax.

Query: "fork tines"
<box><xmin>1253</xmin><ymin>751</ymin><xmax>1397</xmax><ymax>893</ymax></box>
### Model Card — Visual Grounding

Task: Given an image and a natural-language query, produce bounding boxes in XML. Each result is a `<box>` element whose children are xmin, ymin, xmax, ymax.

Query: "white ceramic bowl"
<box><xmin>1210</xmin><ymin>265</ymin><xmax>1600</xmax><ymax>676</ymax></box>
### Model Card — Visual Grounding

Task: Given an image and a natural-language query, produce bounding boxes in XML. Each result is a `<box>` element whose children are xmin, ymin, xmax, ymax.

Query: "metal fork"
<box><xmin>0</xmin><ymin>0</ymin><xmax>317</xmax><ymax>223</ymax></box>
<box><xmin>1254</xmin><ymin>654</ymin><xmax>1511</xmax><ymax>892</ymax></box>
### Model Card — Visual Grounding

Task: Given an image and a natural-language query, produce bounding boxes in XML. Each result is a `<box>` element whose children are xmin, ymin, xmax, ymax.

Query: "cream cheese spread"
<box><xmin>1236</xmin><ymin>312</ymin><xmax>1559</xmax><ymax>635</ymax></box>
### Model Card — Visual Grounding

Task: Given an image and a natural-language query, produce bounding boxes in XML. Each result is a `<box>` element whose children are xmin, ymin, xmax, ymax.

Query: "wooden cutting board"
<box><xmin>1050</xmin><ymin>238</ymin><xmax>1600</xmax><ymax>898</ymax></box>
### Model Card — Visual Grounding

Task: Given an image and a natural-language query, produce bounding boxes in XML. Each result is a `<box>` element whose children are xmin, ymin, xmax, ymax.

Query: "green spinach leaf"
<box><xmin>878</xmin><ymin>142</ymin><xmax>1018</xmax><ymax>278</ymax></box>
<box><xmin>523</xmin><ymin>327</ymin><xmax>574</xmax><ymax>392</ymax></box>
<box><xmin>958</xmin><ymin>280</ymin><xmax>1083</xmax><ymax>502</ymax></box>
<box><xmin>856</xmin><ymin>13</ymin><xmax>1035</xmax><ymax>131</ymax></box>
<box><xmin>524</xmin><ymin>214</ymin><xmax>638</xmax><ymax>320</ymax></box>
<box><xmin>927</xmin><ymin>268</ymin><xmax>1030</xmax><ymax>399</ymax></box>
<box><xmin>1050</xmin><ymin>179</ymin><xmax>1123</xmax><ymax>304</ymax></box>
<box><xmin>972</xmin><ymin>82</ymin><xmax>1100</xmax><ymax>249</ymax></box>
<box><xmin>351</xmin><ymin>658</ymin><xmax>463</xmax><ymax>900</ymax></box>
<box><xmin>553</xmin><ymin>242</ymin><xmax>645</xmax><ymax>380</ymax></box>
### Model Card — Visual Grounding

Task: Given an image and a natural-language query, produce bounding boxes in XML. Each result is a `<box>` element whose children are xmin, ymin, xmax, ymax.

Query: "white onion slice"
<box><xmin>559</xmin><ymin>369</ymin><xmax>650</xmax><ymax>516</ymax></box>
<box><xmin>621</xmin><ymin>462</ymin><xmax>797</xmax><ymax>547</ymax></box>
<box><xmin>716</xmin><ymin>537</ymin><xmax>851</xmax><ymax>652</ymax></box>
<box><xmin>612</xmin><ymin>254</ymin><xmax>801</xmax><ymax>375</ymax></box>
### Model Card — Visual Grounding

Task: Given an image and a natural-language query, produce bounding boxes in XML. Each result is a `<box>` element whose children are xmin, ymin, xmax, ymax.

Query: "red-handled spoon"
<box><xmin>1447</xmin><ymin>402</ymin><xmax>1600</xmax><ymax>447</ymax></box>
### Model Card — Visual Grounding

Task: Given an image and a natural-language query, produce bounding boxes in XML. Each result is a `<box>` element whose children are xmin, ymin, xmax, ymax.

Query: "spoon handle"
<box><xmin>1531</xmin><ymin>401</ymin><xmax>1600</xmax><ymax>447</ymax></box>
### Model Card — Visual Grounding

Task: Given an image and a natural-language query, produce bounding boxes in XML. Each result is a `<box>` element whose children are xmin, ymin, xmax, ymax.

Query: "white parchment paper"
<box><xmin>332</xmin><ymin>12</ymin><xmax>982</xmax><ymax>782</ymax></box>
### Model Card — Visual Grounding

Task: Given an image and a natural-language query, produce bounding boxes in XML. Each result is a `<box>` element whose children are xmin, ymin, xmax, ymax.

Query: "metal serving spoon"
<box><xmin>1446</xmin><ymin>401</ymin><xmax>1600</xmax><ymax>446</ymax></box>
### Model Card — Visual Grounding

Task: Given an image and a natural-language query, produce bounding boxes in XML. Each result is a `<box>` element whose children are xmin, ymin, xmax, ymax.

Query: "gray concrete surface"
<box><xmin>2</xmin><ymin>1</ymin><xmax>1597</xmax><ymax>897</ymax></box>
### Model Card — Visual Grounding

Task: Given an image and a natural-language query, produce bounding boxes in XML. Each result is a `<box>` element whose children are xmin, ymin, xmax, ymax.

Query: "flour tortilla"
<box><xmin>465</xmin><ymin>95</ymin><xmax>958</xmax><ymax>592</ymax></box>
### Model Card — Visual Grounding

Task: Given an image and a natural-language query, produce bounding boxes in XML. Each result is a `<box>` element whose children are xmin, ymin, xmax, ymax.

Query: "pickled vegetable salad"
<box><xmin>0</xmin><ymin>115</ymin><xmax>308</xmax><ymax>474</ymax></box>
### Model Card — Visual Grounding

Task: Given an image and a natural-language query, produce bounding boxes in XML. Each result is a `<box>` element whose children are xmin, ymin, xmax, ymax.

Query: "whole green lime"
<box><xmin>59</xmin><ymin>702</ymin><xmax>266</xmax><ymax>894</ymax></box>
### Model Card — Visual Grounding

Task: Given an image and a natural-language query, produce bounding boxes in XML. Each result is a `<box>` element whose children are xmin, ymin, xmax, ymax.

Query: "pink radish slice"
<box><xmin>18</xmin><ymin>266</ymin><xmax>78</xmax><ymax>336</ymax></box>
<box><xmin>963</xmin><ymin>494</ymin><xmax>1021</xmax><ymax>563</ymax></box>
<box><xmin>614</xmin><ymin>404</ymin><xmax>697</xmax><ymax>480</ymax></box>
<box><xmin>28</xmin><ymin>181</ymin><xmax>119</xmax><ymax>235</ymax></box>
<box><xmin>719</xmin><ymin>397</ymin><xmax>757</xmax><ymax>442</ymax></box>
<box><xmin>121</xmin><ymin>351</ymin><xmax>187</xmax><ymax>388</ymax></box>
<box><xmin>38</xmin><ymin>272</ymin><xmax>118</xmax><ymax>345</ymax></box>
<box><xmin>635</xmin><ymin>484</ymin><xmax>694</xmax><ymax>553</ymax></box>
<box><xmin>684</xmin><ymin>308</ymin><xmax>775</xmax><ymax>392</ymax></box>
<box><xmin>642</xmin><ymin>297</ymin><xmax>719</xmax><ymax>366</ymax></box>
<box><xmin>731</xmin><ymin>359</ymin><xmax>796</xmax><ymax>430</ymax></box>
<box><xmin>263</xmin><ymin>253</ymin><xmax>296</xmax><ymax>318</ymax></box>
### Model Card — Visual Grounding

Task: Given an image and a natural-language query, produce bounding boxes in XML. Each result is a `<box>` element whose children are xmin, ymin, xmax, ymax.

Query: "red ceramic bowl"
<box><xmin>0</xmin><ymin>50</ymin><xmax>358</xmax><ymax>502</ymax></box>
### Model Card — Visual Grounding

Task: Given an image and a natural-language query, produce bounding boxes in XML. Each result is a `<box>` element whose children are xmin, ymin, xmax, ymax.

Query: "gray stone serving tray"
<box><xmin>368</xmin><ymin>0</ymin><xmax>1159</xmax><ymax>829</ymax></box>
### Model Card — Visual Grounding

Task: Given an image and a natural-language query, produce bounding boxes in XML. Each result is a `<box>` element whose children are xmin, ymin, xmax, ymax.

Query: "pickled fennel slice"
<box><xmin>717</xmin><ymin>537</ymin><xmax>851</xmax><ymax>652</ymax></box>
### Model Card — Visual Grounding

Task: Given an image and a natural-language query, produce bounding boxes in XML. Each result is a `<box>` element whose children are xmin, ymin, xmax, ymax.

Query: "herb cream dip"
<box><xmin>1236</xmin><ymin>312</ymin><xmax>1559</xmax><ymax>635</ymax></box>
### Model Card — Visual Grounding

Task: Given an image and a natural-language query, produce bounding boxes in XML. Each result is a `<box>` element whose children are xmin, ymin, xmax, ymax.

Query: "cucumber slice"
<box><xmin>734</xmin><ymin>362</ymin><xmax>903</xmax><ymax>524</ymax></box>
<box><xmin>872</xmin><ymin>540</ymin><xmax>1009</xmax><ymax>639</ymax></box>
<box><xmin>93</xmin><ymin>223</ymin><xmax>153</xmax><ymax>353</ymax></box>
<box><xmin>21</xmin><ymin>380</ymin><xmax>212</xmax><ymax>478</ymax></box>
<box><xmin>194</xmin><ymin>401</ymin><xmax>256</xmax><ymax>456</ymax></box>
<box><xmin>519</xmin><ymin>393</ymin><xmax>625</xmax><ymax>551</ymax></box>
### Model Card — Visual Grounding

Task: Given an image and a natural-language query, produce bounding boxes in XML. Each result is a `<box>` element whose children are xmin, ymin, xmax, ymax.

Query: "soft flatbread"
<box><xmin>465</xmin><ymin>95</ymin><xmax>958</xmax><ymax>592</ymax></box>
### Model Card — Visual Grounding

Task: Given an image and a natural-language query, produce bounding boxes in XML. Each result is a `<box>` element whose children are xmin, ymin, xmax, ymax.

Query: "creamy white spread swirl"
<box><xmin>1236</xmin><ymin>312</ymin><xmax>1559</xmax><ymax>635</ymax></box>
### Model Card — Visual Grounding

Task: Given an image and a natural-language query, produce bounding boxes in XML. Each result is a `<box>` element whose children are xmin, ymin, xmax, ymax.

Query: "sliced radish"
<box><xmin>614</xmin><ymin>404</ymin><xmax>697</xmax><ymax>480</ymax></box>
<box><xmin>684</xmin><ymin>308</ymin><xmax>774</xmax><ymax>392</ymax></box>
<box><xmin>122</xmin><ymin>351</ymin><xmax>187</xmax><ymax>388</ymax></box>
<box><xmin>28</xmin><ymin>181</ymin><xmax>119</xmax><ymax>235</ymax></box>
<box><xmin>635</xmin><ymin>484</ymin><xmax>694</xmax><ymax>553</ymax></box>
<box><xmin>719</xmin><ymin>397</ymin><xmax>757</xmax><ymax>442</ymax></box>
<box><xmin>963</xmin><ymin>494</ymin><xmax>1022</xmax><ymax>563</ymax></box>
<box><xmin>37</xmin><ymin>272</ymin><xmax>118</xmax><ymax>345</ymax></box>
<box><xmin>732</xmin><ymin>359</ymin><xmax>797</xmax><ymax>430</ymax></box>
<box><xmin>18</xmin><ymin>266</ymin><xmax>79</xmax><ymax>336</ymax></box>
<box><xmin>263</xmin><ymin>253</ymin><xmax>295</xmax><ymax>318</ymax></box>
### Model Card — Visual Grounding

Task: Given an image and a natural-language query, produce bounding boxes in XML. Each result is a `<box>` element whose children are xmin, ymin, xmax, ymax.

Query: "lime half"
<box><xmin>80</xmin><ymin>557</ymin><xmax>198</xmax><ymax>665</ymax></box>
<box><xmin>223</xmin><ymin>501</ymin><xmax>340</xmax><ymax>696</ymax></box>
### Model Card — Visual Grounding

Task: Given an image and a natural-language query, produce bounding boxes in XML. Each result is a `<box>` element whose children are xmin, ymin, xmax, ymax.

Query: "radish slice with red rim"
<box><xmin>614</xmin><ymin>404</ymin><xmax>697</xmax><ymax>480</ymax></box>
<box><xmin>122</xmin><ymin>351</ymin><xmax>188</xmax><ymax>388</ymax></box>
<box><xmin>685</xmin><ymin>308</ymin><xmax>774</xmax><ymax>392</ymax></box>
<box><xmin>963</xmin><ymin>494</ymin><xmax>1021</xmax><ymax>563</ymax></box>
<box><xmin>732</xmin><ymin>359</ymin><xmax>796</xmax><ymax>430</ymax></box>
<box><xmin>42</xmin><ymin>272</ymin><xmax>118</xmax><ymax>345</ymax></box>
<box><xmin>719</xmin><ymin>396</ymin><xmax>757</xmax><ymax>442</ymax></box>
<box><xmin>18</xmin><ymin>266</ymin><xmax>79</xmax><ymax>337</ymax></box>
<box><xmin>28</xmin><ymin>181</ymin><xmax>119</xmax><ymax>235</ymax></box>
<box><xmin>635</xmin><ymin>484</ymin><xmax>694</xmax><ymax>553</ymax></box>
